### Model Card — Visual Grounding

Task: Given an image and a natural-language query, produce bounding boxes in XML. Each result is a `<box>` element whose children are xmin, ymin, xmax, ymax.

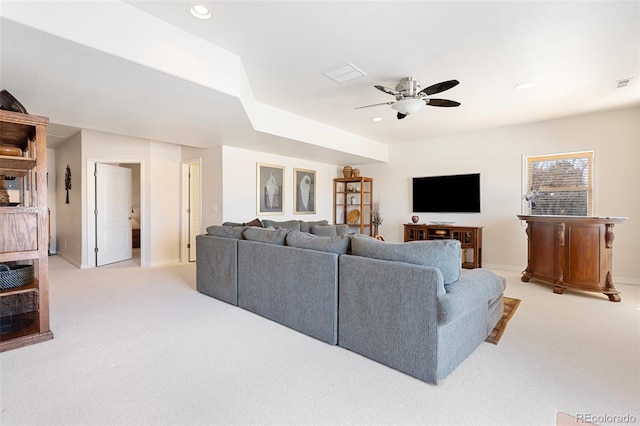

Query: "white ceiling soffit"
<box><xmin>0</xmin><ymin>1</ymin><xmax>387</xmax><ymax>163</ymax></box>
<box><xmin>129</xmin><ymin>1</ymin><xmax>640</xmax><ymax>144</ymax></box>
<box><xmin>1</xmin><ymin>1</ymin><xmax>638</xmax><ymax>161</ymax></box>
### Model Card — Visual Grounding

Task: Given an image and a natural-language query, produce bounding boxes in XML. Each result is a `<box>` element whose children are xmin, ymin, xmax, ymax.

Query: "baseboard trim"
<box><xmin>483</xmin><ymin>264</ymin><xmax>639</xmax><ymax>286</ymax></box>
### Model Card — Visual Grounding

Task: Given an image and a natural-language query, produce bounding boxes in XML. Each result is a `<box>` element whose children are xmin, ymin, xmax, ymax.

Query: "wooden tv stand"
<box><xmin>404</xmin><ymin>223</ymin><xmax>482</xmax><ymax>269</ymax></box>
<box><xmin>517</xmin><ymin>215</ymin><xmax>627</xmax><ymax>302</ymax></box>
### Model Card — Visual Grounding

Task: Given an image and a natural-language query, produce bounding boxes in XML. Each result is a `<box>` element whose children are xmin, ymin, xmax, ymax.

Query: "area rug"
<box><xmin>485</xmin><ymin>297</ymin><xmax>521</xmax><ymax>345</ymax></box>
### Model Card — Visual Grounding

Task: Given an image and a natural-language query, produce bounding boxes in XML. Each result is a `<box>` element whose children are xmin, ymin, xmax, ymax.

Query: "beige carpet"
<box><xmin>485</xmin><ymin>296</ymin><xmax>521</xmax><ymax>344</ymax></box>
<box><xmin>2</xmin><ymin>259</ymin><xmax>638</xmax><ymax>425</ymax></box>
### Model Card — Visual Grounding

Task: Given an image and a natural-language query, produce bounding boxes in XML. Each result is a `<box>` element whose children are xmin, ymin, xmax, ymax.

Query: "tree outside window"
<box><xmin>523</xmin><ymin>151</ymin><xmax>594</xmax><ymax>216</ymax></box>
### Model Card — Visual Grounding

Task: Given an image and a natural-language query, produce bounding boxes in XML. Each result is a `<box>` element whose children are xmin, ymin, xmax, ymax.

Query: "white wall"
<box><xmin>54</xmin><ymin>132</ymin><xmax>82</xmax><ymax>267</ymax></box>
<box><xmin>358</xmin><ymin>107</ymin><xmax>639</xmax><ymax>283</ymax></box>
<box><xmin>219</xmin><ymin>146</ymin><xmax>341</xmax><ymax>225</ymax></box>
<box><xmin>50</xmin><ymin>130</ymin><xmax>187</xmax><ymax>268</ymax></box>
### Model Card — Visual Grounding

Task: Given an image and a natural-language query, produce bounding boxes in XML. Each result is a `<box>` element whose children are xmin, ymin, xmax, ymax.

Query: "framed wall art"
<box><xmin>257</xmin><ymin>163</ymin><xmax>284</xmax><ymax>215</ymax></box>
<box><xmin>294</xmin><ymin>168</ymin><xmax>316</xmax><ymax>214</ymax></box>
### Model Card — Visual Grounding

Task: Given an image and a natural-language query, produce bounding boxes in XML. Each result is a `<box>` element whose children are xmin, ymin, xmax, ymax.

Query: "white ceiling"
<box><xmin>1</xmin><ymin>1</ymin><xmax>639</xmax><ymax>162</ymax></box>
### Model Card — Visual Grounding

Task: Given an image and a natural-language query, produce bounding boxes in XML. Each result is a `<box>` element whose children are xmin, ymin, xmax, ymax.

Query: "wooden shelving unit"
<box><xmin>0</xmin><ymin>109</ymin><xmax>53</xmax><ymax>351</ymax></box>
<box><xmin>404</xmin><ymin>223</ymin><xmax>483</xmax><ymax>269</ymax></box>
<box><xmin>333</xmin><ymin>177</ymin><xmax>373</xmax><ymax>236</ymax></box>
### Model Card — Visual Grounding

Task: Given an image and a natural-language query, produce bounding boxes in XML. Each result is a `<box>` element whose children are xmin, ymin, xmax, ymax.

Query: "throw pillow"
<box><xmin>350</xmin><ymin>235</ymin><xmax>462</xmax><ymax>284</ymax></box>
<box><xmin>300</xmin><ymin>220</ymin><xmax>329</xmax><ymax>233</ymax></box>
<box><xmin>206</xmin><ymin>225</ymin><xmax>246</xmax><ymax>239</ymax></box>
<box><xmin>243</xmin><ymin>218</ymin><xmax>263</xmax><ymax>227</ymax></box>
<box><xmin>242</xmin><ymin>227</ymin><xmax>289</xmax><ymax>245</ymax></box>
<box><xmin>261</xmin><ymin>219</ymin><xmax>301</xmax><ymax>231</ymax></box>
<box><xmin>286</xmin><ymin>231</ymin><xmax>350</xmax><ymax>254</ymax></box>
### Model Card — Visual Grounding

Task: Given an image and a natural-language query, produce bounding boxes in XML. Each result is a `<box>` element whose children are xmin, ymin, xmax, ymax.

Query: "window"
<box><xmin>523</xmin><ymin>150</ymin><xmax>594</xmax><ymax>216</ymax></box>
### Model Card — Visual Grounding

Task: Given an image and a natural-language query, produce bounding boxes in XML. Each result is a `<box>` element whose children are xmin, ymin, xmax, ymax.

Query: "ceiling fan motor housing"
<box><xmin>395</xmin><ymin>77</ymin><xmax>422</xmax><ymax>98</ymax></box>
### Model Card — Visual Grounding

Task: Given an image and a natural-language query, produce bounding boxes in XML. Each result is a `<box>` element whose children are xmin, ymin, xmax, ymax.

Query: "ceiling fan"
<box><xmin>355</xmin><ymin>77</ymin><xmax>460</xmax><ymax>119</ymax></box>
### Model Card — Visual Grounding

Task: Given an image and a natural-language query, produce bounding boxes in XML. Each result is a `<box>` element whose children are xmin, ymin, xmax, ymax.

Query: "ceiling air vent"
<box><xmin>322</xmin><ymin>63</ymin><xmax>366</xmax><ymax>83</ymax></box>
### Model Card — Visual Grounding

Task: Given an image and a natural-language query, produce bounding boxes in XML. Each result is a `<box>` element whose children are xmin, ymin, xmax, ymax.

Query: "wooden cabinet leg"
<box><xmin>607</xmin><ymin>293</ymin><xmax>621</xmax><ymax>302</ymax></box>
<box><xmin>553</xmin><ymin>286</ymin><xmax>565</xmax><ymax>294</ymax></box>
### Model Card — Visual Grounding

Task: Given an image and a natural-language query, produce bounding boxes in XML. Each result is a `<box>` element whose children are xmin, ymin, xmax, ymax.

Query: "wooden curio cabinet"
<box><xmin>0</xmin><ymin>110</ymin><xmax>53</xmax><ymax>351</ymax></box>
<box><xmin>333</xmin><ymin>177</ymin><xmax>373</xmax><ymax>235</ymax></box>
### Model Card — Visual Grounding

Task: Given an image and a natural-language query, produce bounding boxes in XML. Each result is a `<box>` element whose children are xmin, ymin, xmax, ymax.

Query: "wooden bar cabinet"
<box><xmin>517</xmin><ymin>215</ymin><xmax>627</xmax><ymax>302</ymax></box>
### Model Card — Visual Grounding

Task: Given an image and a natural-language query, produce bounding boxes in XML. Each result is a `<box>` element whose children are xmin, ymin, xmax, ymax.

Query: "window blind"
<box><xmin>525</xmin><ymin>151</ymin><xmax>593</xmax><ymax>216</ymax></box>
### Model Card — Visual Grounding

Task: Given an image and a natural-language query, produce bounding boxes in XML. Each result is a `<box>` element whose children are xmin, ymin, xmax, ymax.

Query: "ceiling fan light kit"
<box><xmin>391</xmin><ymin>98</ymin><xmax>425</xmax><ymax>115</ymax></box>
<box><xmin>356</xmin><ymin>77</ymin><xmax>461</xmax><ymax>119</ymax></box>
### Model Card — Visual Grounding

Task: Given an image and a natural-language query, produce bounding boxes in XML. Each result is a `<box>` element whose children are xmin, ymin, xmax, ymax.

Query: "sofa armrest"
<box><xmin>196</xmin><ymin>235</ymin><xmax>239</xmax><ymax>305</ymax></box>
<box><xmin>438</xmin><ymin>269</ymin><xmax>506</xmax><ymax>324</ymax></box>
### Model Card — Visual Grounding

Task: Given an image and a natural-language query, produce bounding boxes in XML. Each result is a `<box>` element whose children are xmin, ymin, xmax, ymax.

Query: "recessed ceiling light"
<box><xmin>514</xmin><ymin>82</ymin><xmax>534</xmax><ymax>90</ymax></box>
<box><xmin>189</xmin><ymin>4</ymin><xmax>212</xmax><ymax>20</ymax></box>
<box><xmin>371</xmin><ymin>117</ymin><xmax>382</xmax><ymax>122</ymax></box>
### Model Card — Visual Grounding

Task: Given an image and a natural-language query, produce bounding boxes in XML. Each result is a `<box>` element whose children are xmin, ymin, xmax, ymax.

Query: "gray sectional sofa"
<box><xmin>196</xmin><ymin>220</ymin><xmax>505</xmax><ymax>384</ymax></box>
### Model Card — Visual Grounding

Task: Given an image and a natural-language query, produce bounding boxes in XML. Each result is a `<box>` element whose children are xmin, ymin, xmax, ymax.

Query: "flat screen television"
<box><xmin>412</xmin><ymin>173</ymin><xmax>481</xmax><ymax>213</ymax></box>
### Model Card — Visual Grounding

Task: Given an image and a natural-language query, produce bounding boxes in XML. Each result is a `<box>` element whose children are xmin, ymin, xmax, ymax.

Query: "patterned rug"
<box><xmin>485</xmin><ymin>297</ymin><xmax>521</xmax><ymax>345</ymax></box>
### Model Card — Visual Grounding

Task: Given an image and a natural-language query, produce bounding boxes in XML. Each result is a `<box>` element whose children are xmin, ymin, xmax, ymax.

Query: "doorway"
<box><xmin>181</xmin><ymin>158</ymin><xmax>202</xmax><ymax>262</ymax></box>
<box><xmin>87</xmin><ymin>161</ymin><xmax>142</xmax><ymax>268</ymax></box>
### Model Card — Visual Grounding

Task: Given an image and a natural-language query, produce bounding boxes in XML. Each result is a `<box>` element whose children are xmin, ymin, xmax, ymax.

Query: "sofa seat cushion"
<box><xmin>350</xmin><ymin>235</ymin><xmax>462</xmax><ymax>285</ymax></box>
<box><xmin>286</xmin><ymin>231</ymin><xmax>350</xmax><ymax>254</ymax></box>
<box><xmin>206</xmin><ymin>225</ymin><xmax>246</xmax><ymax>239</ymax></box>
<box><xmin>438</xmin><ymin>269</ymin><xmax>506</xmax><ymax>325</ymax></box>
<box><xmin>242</xmin><ymin>227</ymin><xmax>289</xmax><ymax>245</ymax></box>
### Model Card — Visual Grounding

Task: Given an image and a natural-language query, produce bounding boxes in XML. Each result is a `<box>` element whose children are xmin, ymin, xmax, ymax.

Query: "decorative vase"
<box><xmin>352</xmin><ymin>168</ymin><xmax>360</xmax><ymax>177</ymax></box>
<box><xmin>342</xmin><ymin>166</ymin><xmax>353</xmax><ymax>178</ymax></box>
<box><xmin>411</xmin><ymin>215</ymin><xmax>419</xmax><ymax>223</ymax></box>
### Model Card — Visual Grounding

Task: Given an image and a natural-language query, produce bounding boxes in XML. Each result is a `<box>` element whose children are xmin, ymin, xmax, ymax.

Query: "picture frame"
<box><xmin>257</xmin><ymin>163</ymin><xmax>284</xmax><ymax>215</ymax></box>
<box><xmin>294</xmin><ymin>168</ymin><xmax>316</xmax><ymax>214</ymax></box>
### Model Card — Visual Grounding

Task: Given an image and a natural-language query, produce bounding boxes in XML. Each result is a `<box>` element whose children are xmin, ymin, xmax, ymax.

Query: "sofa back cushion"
<box><xmin>286</xmin><ymin>231</ymin><xmax>350</xmax><ymax>254</ymax></box>
<box><xmin>242</xmin><ymin>227</ymin><xmax>289</xmax><ymax>245</ymax></box>
<box><xmin>350</xmin><ymin>235</ymin><xmax>462</xmax><ymax>284</ymax></box>
<box><xmin>261</xmin><ymin>220</ymin><xmax>301</xmax><ymax>231</ymax></box>
<box><xmin>299</xmin><ymin>220</ymin><xmax>329</xmax><ymax>233</ymax></box>
<box><xmin>206</xmin><ymin>225</ymin><xmax>246</xmax><ymax>239</ymax></box>
<box><xmin>310</xmin><ymin>224</ymin><xmax>349</xmax><ymax>236</ymax></box>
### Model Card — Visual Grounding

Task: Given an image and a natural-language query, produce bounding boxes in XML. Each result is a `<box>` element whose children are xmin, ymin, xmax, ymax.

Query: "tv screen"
<box><xmin>412</xmin><ymin>173</ymin><xmax>480</xmax><ymax>213</ymax></box>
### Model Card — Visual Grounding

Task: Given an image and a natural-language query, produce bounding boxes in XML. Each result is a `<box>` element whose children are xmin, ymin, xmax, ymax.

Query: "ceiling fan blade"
<box><xmin>419</xmin><ymin>80</ymin><xmax>459</xmax><ymax>96</ymax></box>
<box><xmin>426</xmin><ymin>98</ymin><xmax>461</xmax><ymax>107</ymax></box>
<box><xmin>397</xmin><ymin>112</ymin><xmax>407</xmax><ymax>120</ymax></box>
<box><xmin>354</xmin><ymin>101</ymin><xmax>394</xmax><ymax>110</ymax></box>
<box><xmin>375</xmin><ymin>85</ymin><xmax>401</xmax><ymax>96</ymax></box>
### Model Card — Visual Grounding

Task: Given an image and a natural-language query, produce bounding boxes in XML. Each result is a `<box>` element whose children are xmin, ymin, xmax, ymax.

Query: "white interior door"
<box><xmin>188</xmin><ymin>162</ymin><xmax>201</xmax><ymax>262</ymax></box>
<box><xmin>96</xmin><ymin>163</ymin><xmax>132</xmax><ymax>266</ymax></box>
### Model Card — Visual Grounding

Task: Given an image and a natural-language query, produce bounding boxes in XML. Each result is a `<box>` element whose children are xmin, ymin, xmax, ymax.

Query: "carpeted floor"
<box><xmin>485</xmin><ymin>296</ymin><xmax>521</xmax><ymax>344</ymax></box>
<box><xmin>1</xmin><ymin>257</ymin><xmax>638</xmax><ymax>425</ymax></box>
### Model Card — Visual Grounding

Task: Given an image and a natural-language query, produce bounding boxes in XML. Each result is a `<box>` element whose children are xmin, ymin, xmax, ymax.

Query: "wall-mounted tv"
<box><xmin>412</xmin><ymin>173</ymin><xmax>481</xmax><ymax>213</ymax></box>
